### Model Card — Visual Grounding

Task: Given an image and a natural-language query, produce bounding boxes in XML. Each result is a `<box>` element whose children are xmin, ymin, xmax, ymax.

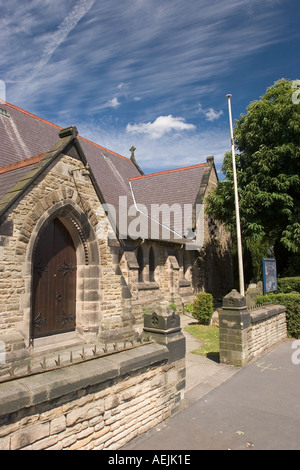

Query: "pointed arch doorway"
<box><xmin>32</xmin><ymin>218</ymin><xmax>77</xmax><ymax>339</ymax></box>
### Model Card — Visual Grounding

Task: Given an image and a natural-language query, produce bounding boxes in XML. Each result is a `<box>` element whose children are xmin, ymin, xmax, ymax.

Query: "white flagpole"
<box><xmin>226</xmin><ymin>94</ymin><xmax>245</xmax><ymax>296</ymax></box>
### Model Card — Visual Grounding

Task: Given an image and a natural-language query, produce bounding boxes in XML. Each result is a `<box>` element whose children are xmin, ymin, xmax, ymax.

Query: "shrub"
<box><xmin>191</xmin><ymin>292</ymin><xmax>214</xmax><ymax>325</ymax></box>
<box><xmin>183</xmin><ymin>303</ymin><xmax>193</xmax><ymax>314</ymax></box>
<box><xmin>257</xmin><ymin>293</ymin><xmax>300</xmax><ymax>339</ymax></box>
<box><xmin>277</xmin><ymin>277</ymin><xmax>300</xmax><ymax>294</ymax></box>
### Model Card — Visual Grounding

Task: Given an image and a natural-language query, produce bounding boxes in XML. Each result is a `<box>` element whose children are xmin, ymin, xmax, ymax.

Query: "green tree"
<box><xmin>206</xmin><ymin>79</ymin><xmax>300</xmax><ymax>280</ymax></box>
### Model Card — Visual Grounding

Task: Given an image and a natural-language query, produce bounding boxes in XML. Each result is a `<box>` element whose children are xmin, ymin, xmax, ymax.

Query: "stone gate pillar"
<box><xmin>143</xmin><ymin>304</ymin><xmax>186</xmax><ymax>363</ymax></box>
<box><xmin>143</xmin><ymin>304</ymin><xmax>186</xmax><ymax>411</ymax></box>
<box><xmin>219</xmin><ymin>289</ymin><xmax>251</xmax><ymax>367</ymax></box>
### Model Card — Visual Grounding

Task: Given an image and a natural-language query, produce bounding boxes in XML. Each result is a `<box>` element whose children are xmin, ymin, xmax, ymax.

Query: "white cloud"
<box><xmin>3</xmin><ymin>0</ymin><xmax>285</xmax><ymax>114</ymax></box>
<box><xmin>24</xmin><ymin>0</ymin><xmax>95</xmax><ymax>83</ymax></box>
<box><xmin>126</xmin><ymin>115</ymin><xmax>196</xmax><ymax>139</ymax></box>
<box><xmin>198</xmin><ymin>104</ymin><xmax>224</xmax><ymax>122</ymax></box>
<box><xmin>205</xmin><ymin>108</ymin><xmax>224</xmax><ymax>121</ymax></box>
<box><xmin>104</xmin><ymin>97</ymin><xmax>121</xmax><ymax>109</ymax></box>
<box><xmin>117</xmin><ymin>82</ymin><xmax>127</xmax><ymax>90</ymax></box>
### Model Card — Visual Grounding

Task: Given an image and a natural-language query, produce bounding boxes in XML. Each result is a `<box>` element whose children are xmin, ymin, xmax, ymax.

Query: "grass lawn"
<box><xmin>185</xmin><ymin>324</ymin><xmax>220</xmax><ymax>361</ymax></box>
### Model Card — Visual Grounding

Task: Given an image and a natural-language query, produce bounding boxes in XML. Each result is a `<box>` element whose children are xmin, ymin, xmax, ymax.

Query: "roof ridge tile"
<box><xmin>0</xmin><ymin>153</ymin><xmax>46</xmax><ymax>174</ymax></box>
<box><xmin>129</xmin><ymin>163</ymin><xmax>206</xmax><ymax>181</ymax></box>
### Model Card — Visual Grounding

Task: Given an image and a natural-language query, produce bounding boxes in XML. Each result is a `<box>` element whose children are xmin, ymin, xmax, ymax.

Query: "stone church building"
<box><xmin>0</xmin><ymin>101</ymin><xmax>232</xmax><ymax>351</ymax></box>
<box><xmin>0</xmin><ymin>102</ymin><xmax>232</xmax><ymax>449</ymax></box>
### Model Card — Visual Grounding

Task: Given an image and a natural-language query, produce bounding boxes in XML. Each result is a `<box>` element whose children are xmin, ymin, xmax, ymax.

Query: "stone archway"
<box><xmin>17</xmin><ymin>189</ymin><xmax>101</xmax><ymax>346</ymax></box>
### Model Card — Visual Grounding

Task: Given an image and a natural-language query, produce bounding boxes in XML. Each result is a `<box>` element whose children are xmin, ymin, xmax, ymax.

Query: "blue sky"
<box><xmin>0</xmin><ymin>0</ymin><xmax>299</xmax><ymax>176</ymax></box>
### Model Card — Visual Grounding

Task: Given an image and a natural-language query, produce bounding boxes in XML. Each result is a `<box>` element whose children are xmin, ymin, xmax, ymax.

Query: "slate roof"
<box><xmin>129</xmin><ymin>164</ymin><xmax>206</xmax><ymax>237</ymax></box>
<box><xmin>0</xmin><ymin>153</ymin><xmax>46</xmax><ymax>200</ymax></box>
<box><xmin>0</xmin><ymin>102</ymin><xmax>140</xmax><ymax>201</ymax></box>
<box><xmin>0</xmin><ymin>102</ymin><xmax>215</xmax><ymax>245</ymax></box>
<box><xmin>0</xmin><ymin>104</ymin><xmax>61</xmax><ymax>165</ymax></box>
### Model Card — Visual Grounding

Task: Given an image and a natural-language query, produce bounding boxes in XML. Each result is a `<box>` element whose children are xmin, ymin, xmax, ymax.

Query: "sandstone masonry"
<box><xmin>219</xmin><ymin>290</ymin><xmax>287</xmax><ymax>367</ymax></box>
<box><xmin>0</xmin><ymin>344</ymin><xmax>185</xmax><ymax>450</ymax></box>
<box><xmin>0</xmin><ymin>306</ymin><xmax>186</xmax><ymax>450</ymax></box>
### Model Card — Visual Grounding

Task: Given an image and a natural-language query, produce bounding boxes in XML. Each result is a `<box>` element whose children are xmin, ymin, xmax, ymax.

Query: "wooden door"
<box><xmin>32</xmin><ymin>218</ymin><xmax>77</xmax><ymax>338</ymax></box>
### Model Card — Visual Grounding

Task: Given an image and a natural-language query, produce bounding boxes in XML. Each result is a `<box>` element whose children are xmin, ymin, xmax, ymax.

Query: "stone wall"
<box><xmin>0</xmin><ymin>307</ymin><xmax>186</xmax><ymax>450</ymax></box>
<box><xmin>119</xmin><ymin>241</ymin><xmax>195</xmax><ymax>329</ymax></box>
<box><xmin>247</xmin><ymin>308</ymin><xmax>287</xmax><ymax>361</ymax></box>
<box><xmin>219</xmin><ymin>290</ymin><xmax>287</xmax><ymax>367</ymax></box>
<box><xmin>0</xmin><ymin>345</ymin><xmax>184</xmax><ymax>450</ymax></box>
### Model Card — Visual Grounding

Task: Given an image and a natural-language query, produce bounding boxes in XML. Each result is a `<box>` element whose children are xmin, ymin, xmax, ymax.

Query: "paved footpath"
<box><xmin>123</xmin><ymin>315</ymin><xmax>300</xmax><ymax>451</ymax></box>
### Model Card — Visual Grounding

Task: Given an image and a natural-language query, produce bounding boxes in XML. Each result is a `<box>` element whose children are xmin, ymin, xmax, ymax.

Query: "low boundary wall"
<box><xmin>247</xmin><ymin>306</ymin><xmax>287</xmax><ymax>361</ymax></box>
<box><xmin>219</xmin><ymin>290</ymin><xmax>287</xmax><ymax>367</ymax></box>
<box><xmin>0</xmin><ymin>307</ymin><xmax>185</xmax><ymax>450</ymax></box>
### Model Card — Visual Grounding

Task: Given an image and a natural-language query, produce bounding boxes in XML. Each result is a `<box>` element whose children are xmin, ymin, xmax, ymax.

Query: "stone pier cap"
<box><xmin>143</xmin><ymin>305</ymin><xmax>181</xmax><ymax>335</ymax></box>
<box><xmin>143</xmin><ymin>304</ymin><xmax>185</xmax><ymax>363</ymax></box>
<box><xmin>220</xmin><ymin>289</ymin><xmax>251</xmax><ymax>330</ymax></box>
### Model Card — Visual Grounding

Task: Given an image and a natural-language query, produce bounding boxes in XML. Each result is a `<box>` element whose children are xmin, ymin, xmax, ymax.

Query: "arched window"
<box><xmin>182</xmin><ymin>250</ymin><xmax>192</xmax><ymax>284</ymax></box>
<box><xmin>183</xmin><ymin>250</ymin><xmax>188</xmax><ymax>277</ymax></box>
<box><xmin>149</xmin><ymin>247</ymin><xmax>155</xmax><ymax>282</ymax></box>
<box><xmin>137</xmin><ymin>246</ymin><xmax>144</xmax><ymax>282</ymax></box>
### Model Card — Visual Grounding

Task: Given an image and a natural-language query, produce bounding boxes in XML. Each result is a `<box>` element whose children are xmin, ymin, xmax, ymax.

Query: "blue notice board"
<box><xmin>262</xmin><ymin>258</ymin><xmax>277</xmax><ymax>294</ymax></box>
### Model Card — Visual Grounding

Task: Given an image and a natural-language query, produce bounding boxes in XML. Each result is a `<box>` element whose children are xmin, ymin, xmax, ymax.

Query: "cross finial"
<box><xmin>130</xmin><ymin>146</ymin><xmax>136</xmax><ymax>160</ymax></box>
<box><xmin>129</xmin><ymin>145</ymin><xmax>144</xmax><ymax>175</ymax></box>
